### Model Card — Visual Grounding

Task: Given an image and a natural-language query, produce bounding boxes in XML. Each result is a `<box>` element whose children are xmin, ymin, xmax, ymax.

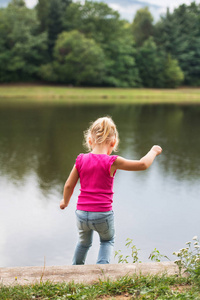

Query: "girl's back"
<box><xmin>76</xmin><ymin>153</ymin><xmax>118</xmax><ymax>212</ymax></box>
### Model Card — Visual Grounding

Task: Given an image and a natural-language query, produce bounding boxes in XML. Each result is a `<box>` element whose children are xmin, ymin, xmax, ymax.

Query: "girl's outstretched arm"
<box><xmin>60</xmin><ymin>165</ymin><xmax>79</xmax><ymax>209</ymax></box>
<box><xmin>111</xmin><ymin>145</ymin><xmax>162</xmax><ymax>173</ymax></box>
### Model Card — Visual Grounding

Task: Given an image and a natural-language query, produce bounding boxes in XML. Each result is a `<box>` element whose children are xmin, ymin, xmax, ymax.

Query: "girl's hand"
<box><xmin>151</xmin><ymin>145</ymin><xmax>162</xmax><ymax>156</ymax></box>
<box><xmin>60</xmin><ymin>199</ymin><xmax>67</xmax><ymax>210</ymax></box>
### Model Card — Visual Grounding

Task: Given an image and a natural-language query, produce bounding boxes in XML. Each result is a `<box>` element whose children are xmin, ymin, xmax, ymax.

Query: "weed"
<box><xmin>114</xmin><ymin>238</ymin><xmax>169</xmax><ymax>264</ymax></box>
<box><xmin>149</xmin><ymin>248</ymin><xmax>170</xmax><ymax>262</ymax></box>
<box><xmin>114</xmin><ymin>238</ymin><xmax>141</xmax><ymax>264</ymax></box>
<box><xmin>173</xmin><ymin>236</ymin><xmax>200</xmax><ymax>284</ymax></box>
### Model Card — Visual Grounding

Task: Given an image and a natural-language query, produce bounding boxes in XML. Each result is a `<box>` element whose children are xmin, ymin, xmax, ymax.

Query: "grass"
<box><xmin>1</xmin><ymin>84</ymin><xmax>200</xmax><ymax>105</ymax></box>
<box><xmin>0</xmin><ymin>274</ymin><xmax>200</xmax><ymax>299</ymax></box>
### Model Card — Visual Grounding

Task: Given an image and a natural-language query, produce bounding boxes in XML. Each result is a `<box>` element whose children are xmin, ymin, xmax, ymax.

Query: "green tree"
<box><xmin>9</xmin><ymin>0</ymin><xmax>26</xmax><ymax>7</ymax></box>
<box><xmin>0</xmin><ymin>3</ymin><xmax>48</xmax><ymax>82</ymax></box>
<box><xmin>135</xmin><ymin>37</ymin><xmax>165</xmax><ymax>87</ymax></box>
<box><xmin>132</xmin><ymin>7</ymin><xmax>154</xmax><ymax>47</ymax></box>
<box><xmin>47</xmin><ymin>0</ymin><xmax>63</xmax><ymax>55</ymax></box>
<box><xmin>63</xmin><ymin>1</ymin><xmax>122</xmax><ymax>45</ymax></box>
<box><xmin>63</xmin><ymin>1</ymin><xmax>140</xmax><ymax>87</ymax></box>
<box><xmin>39</xmin><ymin>30</ymin><xmax>106</xmax><ymax>85</ymax></box>
<box><xmin>36</xmin><ymin>0</ymin><xmax>49</xmax><ymax>32</ymax></box>
<box><xmin>102</xmin><ymin>30</ymin><xmax>140</xmax><ymax>87</ymax></box>
<box><xmin>60</xmin><ymin>0</ymin><xmax>72</xmax><ymax>11</ymax></box>
<box><xmin>37</xmin><ymin>0</ymin><xmax>72</xmax><ymax>51</ymax></box>
<box><xmin>155</xmin><ymin>3</ymin><xmax>200</xmax><ymax>85</ymax></box>
<box><xmin>135</xmin><ymin>37</ymin><xmax>184</xmax><ymax>88</ymax></box>
<box><xmin>164</xmin><ymin>54</ymin><xmax>184</xmax><ymax>88</ymax></box>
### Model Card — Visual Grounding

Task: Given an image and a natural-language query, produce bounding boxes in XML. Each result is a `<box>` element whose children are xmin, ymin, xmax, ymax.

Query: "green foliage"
<box><xmin>0</xmin><ymin>0</ymin><xmax>199</xmax><ymax>87</ymax></box>
<box><xmin>60</xmin><ymin>0</ymin><xmax>72</xmax><ymax>10</ymax></box>
<box><xmin>40</xmin><ymin>30</ymin><xmax>105</xmax><ymax>85</ymax></box>
<box><xmin>10</xmin><ymin>0</ymin><xmax>26</xmax><ymax>7</ymax></box>
<box><xmin>136</xmin><ymin>37</ymin><xmax>165</xmax><ymax>87</ymax></box>
<box><xmin>154</xmin><ymin>3</ymin><xmax>200</xmax><ymax>86</ymax></box>
<box><xmin>63</xmin><ymin>1</ymin><xmax>140</xmax><ymax>87</ymax></box>
<box><xmin>38</xmin><ymin>63</ymin><xmax>58</xmax><ymax>82</ymax></box>
<box><xmin>102</xmin><ymin>29</ymin><xmax>140</xmax><ymax>87</ymax></box>
<box><xmin>0</xmin><ymin>4</ymin><xmax>48</xmax><ymax>82</ymax></box>
<box><xmin>47</xmin><ymin>0</ymin><xmax>63</xmax><ymax>54</ymax></box>
<box><xmin>132</xmin><ymin>7</ymin><xmax>154</xmax><ymax>47</ymax></box>
<box><xmin>36</xmin><ymin>0</ymin><xmax>50</xmax><ymax>33</ymax></box>
<box><xmin>136</xmin><ymin>38</ymin><xmax>184</xmax><ymax>88</ymax></box>
<box><xmin>36</xmin><ymin>0</ymin><xmax>72</xmax><ymax>45</ymax></box>
<box><xmin>63</xmin><ymin>1</ymin><xmax>121</xmax><ymax>45</ymax></box>
<box><xmin>164</xmin><ymin>54</ymin><xmax>184</xmax><ymax>88</ymax></box>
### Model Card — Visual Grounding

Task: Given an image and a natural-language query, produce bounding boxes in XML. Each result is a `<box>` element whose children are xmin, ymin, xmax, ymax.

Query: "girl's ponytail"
<box><xmin>84</xmin><ymin>116</ymin><xmax>119</xmax><ymax>152</ymax></box>
<box><xmin>99</xmin><ymin>118</ymin><xmax>110</xmax><ymax>143</ymax></box>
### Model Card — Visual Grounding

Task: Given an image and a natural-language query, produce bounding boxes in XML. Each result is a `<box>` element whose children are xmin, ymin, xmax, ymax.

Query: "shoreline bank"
<box><xmin>0</xmin><ymin>262</ymin><xmax>180</xmax><ymax>286</ymax></box>
<box><xmin>1</xmin><ymin>85</ymin><xmax>200</xmax><ymax>105</ymax></box>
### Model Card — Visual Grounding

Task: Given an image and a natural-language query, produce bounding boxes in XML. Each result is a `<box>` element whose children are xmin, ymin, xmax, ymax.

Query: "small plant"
<box><xmin>173</xmin><ymin>236</ymin><xmax>200</xmax><ymax>282</ymax></box>
<box><xmin>114</xmin><ymin>238</ymin><xmax>141</xmax><ymax>263</ymax></box>
<box><xmin>149</xmin><ymin>248</ymin><xmax>170</xmax><ymax>262</ymax></box>
<box><xmin>115</xmin><ymin>238</ymin><xmax>169</xmax><ymax>264</ymax></box>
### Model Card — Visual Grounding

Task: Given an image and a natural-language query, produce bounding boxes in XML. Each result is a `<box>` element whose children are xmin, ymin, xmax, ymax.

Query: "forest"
<box><xmin>0</xmin><ymin>0</ymin><xmax>200</xmax><ymax>88</ymax></box>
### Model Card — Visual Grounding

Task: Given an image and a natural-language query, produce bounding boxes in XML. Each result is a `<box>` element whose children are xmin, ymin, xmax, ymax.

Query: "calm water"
<box><xmin>0</xmin><ymin>103</ymin><xmax>200</xmax><ymax>267</ymax></box>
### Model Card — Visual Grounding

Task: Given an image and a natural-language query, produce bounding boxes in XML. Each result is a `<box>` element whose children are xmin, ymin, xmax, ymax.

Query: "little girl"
<box><xmin>60</xmin><ymin>116</ymin><xmax>162</xmax><ymax>265</ymax></box>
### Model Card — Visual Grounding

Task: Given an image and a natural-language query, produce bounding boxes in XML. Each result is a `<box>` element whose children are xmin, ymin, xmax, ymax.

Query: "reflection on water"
<box><xmin>0</xmin><ymin>104</ymin><xmax>200</xmax><ymax>267</ymax></box>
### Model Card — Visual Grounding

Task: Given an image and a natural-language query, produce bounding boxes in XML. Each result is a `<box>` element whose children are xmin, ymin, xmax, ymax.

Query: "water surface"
<box><xmin>0</xmin><ymin>104</ymin><xmax>200</xmax><ymax>267</ymax></box>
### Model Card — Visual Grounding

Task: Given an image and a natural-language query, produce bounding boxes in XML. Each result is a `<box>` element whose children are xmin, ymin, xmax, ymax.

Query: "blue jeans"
<box><xmin>72</xmin><ymin>210</ymin><xmax>115</xmax><ymax>265</ymax></box>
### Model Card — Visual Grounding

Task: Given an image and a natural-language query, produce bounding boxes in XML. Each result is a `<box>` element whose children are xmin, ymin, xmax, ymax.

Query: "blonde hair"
<box><xmin>84</xmin><ymin>116</ymin><xmax>119</xmax><ymax>152</ymax></box>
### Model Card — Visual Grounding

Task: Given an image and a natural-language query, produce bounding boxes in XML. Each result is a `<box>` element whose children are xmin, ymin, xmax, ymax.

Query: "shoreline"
<box><xmin>0</xmin><ymin>262</ymin><xmax>180</xmax><ymax>286</ymax></box>
<box><xmin>0</xmin><ymin>85</ymin><xmax>200</xmax><ymax>105</ymax></box>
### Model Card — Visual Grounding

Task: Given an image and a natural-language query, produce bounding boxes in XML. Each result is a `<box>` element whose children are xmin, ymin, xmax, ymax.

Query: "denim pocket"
<box><xmin>92</xmin><ymin>214</ymin><xmax>115</xmax><ymax>240</ymax></box>
<box><xmin>93</xmin><ymin>219</ymin><xmax>109</xmax><ymax>233</ymax></box>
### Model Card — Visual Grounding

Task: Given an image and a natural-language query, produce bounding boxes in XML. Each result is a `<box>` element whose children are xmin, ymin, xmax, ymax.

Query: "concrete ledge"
<box><xmin>0</xmin><ymin>262</ymin><xmax>180</xmax><ymax>286</ymax></box>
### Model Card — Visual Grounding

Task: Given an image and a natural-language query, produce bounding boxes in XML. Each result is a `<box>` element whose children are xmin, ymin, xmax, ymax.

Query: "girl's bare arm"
<box><xmin>111</xmin><ymin>145</ymin><xmax>162</xmax><ymax>174</ymax></box>
<box><xmin>60</xmin><ymin>165</ymin><xmax>79</xmax><ymax>209</ymax></box>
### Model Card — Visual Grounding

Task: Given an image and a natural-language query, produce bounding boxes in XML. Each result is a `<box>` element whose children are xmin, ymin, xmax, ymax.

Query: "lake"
<box><xmin>0</xmin><ymin>103</ymin><xmax>200</xmax><ymax>267</ymax></box>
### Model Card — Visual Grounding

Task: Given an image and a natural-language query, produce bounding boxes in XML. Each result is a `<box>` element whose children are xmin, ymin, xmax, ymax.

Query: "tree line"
<box><xmin>0</xmin><ymin>0</ymin><xmax>199</xmax><ymax>88</ymax></box>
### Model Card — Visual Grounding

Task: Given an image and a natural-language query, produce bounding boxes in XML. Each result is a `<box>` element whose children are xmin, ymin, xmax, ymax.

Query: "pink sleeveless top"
<box><xmin>75</xmin><ymin>153</ymin><xmax>118</xmax><ymax>212</ymax></box>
